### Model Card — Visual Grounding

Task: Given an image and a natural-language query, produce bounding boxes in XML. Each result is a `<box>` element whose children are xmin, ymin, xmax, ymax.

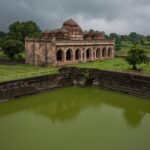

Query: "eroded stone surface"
<box><xmin>25</xmin><ymin>19</ymin><xmax>115</xmax><ymax>66</ymax></box>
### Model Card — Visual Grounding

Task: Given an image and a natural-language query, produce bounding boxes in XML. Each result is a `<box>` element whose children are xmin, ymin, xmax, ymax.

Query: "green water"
<box><xmin>0</xmin><ymin>87</ymin><xmax>150</xmax><ymax>150</ymax></box>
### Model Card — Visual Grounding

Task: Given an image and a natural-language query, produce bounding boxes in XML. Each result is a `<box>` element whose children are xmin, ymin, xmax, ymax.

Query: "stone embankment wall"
<box><xmin>0</xmin><ymin>73</ymin><xmax>71</xmax><ymax>102</ymax></box>
<box><xmin>0</xmin><ymin>67</ymin><xmax>150</xmax><ymax>102</ymax></box>
<box><xmin>59</xmin><ymin>67</ymin><xmax>150</xmax><ymax>99</ymax></box>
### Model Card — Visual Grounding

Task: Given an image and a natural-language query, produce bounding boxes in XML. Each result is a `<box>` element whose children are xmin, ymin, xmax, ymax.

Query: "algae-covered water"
<box><xmin>0</xmin><ymin>87</ymin><xmax>150</xmax><ymax>150</ymax></box>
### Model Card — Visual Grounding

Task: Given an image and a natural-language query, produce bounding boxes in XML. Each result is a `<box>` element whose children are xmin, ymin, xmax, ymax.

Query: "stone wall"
<box><xmin>59</xmin><ymin>67</ymin><xmax>150</xmax><ymax>99</ymax></box>
<box><xmin>0</xmin><ymin>73</ymin><xmax>72</xmax><ymax>102</ymax></box>
<box><xmin>25</xmin><ymin>38</ymin><xmax>115</xmax><ymax>66</ymax></box>
<box><xmin>0</xmin><ymin>67</ymin><xmax>150</xmax><ymax>102</ymax></box>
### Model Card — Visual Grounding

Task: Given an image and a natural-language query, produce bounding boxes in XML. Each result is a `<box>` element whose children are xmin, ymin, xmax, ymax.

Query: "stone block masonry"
<box><xmin>0</xmin><ymin>67</ymin><xmax>150</xmax><ymax>102</ymax></box>
<box><xmin>0</xmin><ymin>73</ymin><xmax>72</xmax><ymax>102</ymax></box>
<box><xmin>59</xmin><ymin>67</ymin><xmax>150</xmax><ymax>99</ymax></box>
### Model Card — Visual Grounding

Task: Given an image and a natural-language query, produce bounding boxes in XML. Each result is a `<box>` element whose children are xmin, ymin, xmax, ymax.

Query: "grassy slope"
<box><xmin>0</xmin><ymin>64</ymin><xmax>57</xmax><ymax>78</ymax></box>
<box><xmin>73</xmin><ymin>58</ymin><xmax>150</xmax><ymax>74</ymax></box>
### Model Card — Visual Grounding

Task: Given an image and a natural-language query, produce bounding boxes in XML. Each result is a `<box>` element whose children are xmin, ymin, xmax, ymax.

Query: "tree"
<box><xmin>120</xmin><ymin>35</ymin><xmax>130</xmax><ymax>42</ymax></box>
<box><xmin>109</xmin><ymin>33</ymin><xmax>121</xmax><ymax>51</ymax></box>
<box><xmin>104</xmin><ymin>34</ymin><xmax>110</xmax><ymax>40</ymax></box>
<box><xmin>0</xmin><ymin>31</ymin><xmax>6</xmax><ymax>38</ymax></box>
<box><xmin>1</xmin><ymin>38</ymin><xmax>24</xmax><ymax>60</ymax></box>
<box><xmin>129</xmin><ymin>32</ymin><xmax>140</xmax><ymax>45</ymax></box>
<box><xmin>0</xmin><ymin>31</ymin><xmax>6</xmax><ymax>47</ymax></box>
<box><xmin>22</xmin><ymin>21</ymin><xmax>41</xmax><ymax>39</ymax></box>
<box><xmin>8</xmin><ymin>21</ymin><xmax>41</xmax><ymax>42</ymax></box>
<box><xmin>89</xmin><ymin>29</ymin><xmax>95</xmax><ymax>32</ymax></box>
<box><xmin>125</xmin><ymin>46</ymin><xmax>149</xmax><ymax>70</ymax></box>
<box><xmin>140</xmin><ymin>36</ymin><xmax>145</xmax><ymax>45</ymax></box>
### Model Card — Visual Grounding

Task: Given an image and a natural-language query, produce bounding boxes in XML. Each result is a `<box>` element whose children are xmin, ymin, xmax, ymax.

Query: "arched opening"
<box><xmin>56</xmin><ymin>49</ymin><xmax>64</xmax><ymax>61</ymax></box>
<box><xmin>108</xmin><ymin>47</ymin><xmax>112</xmax><ymax>57</ymax></box>
<box><xmin>96</xmin><ymin>48</ymin><xmax>101</xmax><ymax>58</ymax></box>
<box><xmin>86</xmin><ymin>48</ymin><xmax>92</xmax><ymax>60</ymax></box>
<box><xmin>75</xmin><ymin>49</ymin><xmax>81</xmax><ymax>60</ymax></box>
<box><xmin>66</xmin><ymin>49</ymin><xmax>73</xmax><ymax>61</ymax></box>
<box><xmin>102</xmin><ymin>47</ymin><xmax>107</xmax><ymax>58</ymax></box>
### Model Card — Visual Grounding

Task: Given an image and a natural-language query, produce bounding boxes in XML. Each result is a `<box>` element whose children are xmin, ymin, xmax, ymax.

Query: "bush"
<box><xmin>1</xmin><ymin>38</ymin><xmax>24</xmax><ymax>60</ymax></box>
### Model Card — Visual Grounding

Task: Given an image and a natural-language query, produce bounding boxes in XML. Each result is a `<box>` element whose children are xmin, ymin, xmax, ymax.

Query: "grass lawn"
<box><xmin>0</xmin><ymin>51</ymin><xmax>6</xmax><ymax>58</ymax></box>
<box><xmin>115</xmin><ymin>42</ymin><xmax>150</xmax><ymax>57</ymax></box>
<box><xmin>72</xmin><ymin>58</ymin><xmax>150</xmax><ymax>74</ymax></box>
<box><xmin>0</xmin><ymin>64</ymin><xmax>58</xmax><ymax>81</ymax></box>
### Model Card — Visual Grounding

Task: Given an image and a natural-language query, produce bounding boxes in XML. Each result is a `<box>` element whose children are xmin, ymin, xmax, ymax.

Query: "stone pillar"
<box><xmin>80</xmin><ymin>50</ymin><xmax>83</xmax><ymax>61</ymax></box>
<box><xmin>93</xmin><ymin>51</ymin><xmax>96</xmax><ymax>60</ymax></box>
<box><xmin>32</xmin><ymin>42</ymin><xmax>35</xmax><ymax>65</ymax></box>
<box><xmin>100</xmin><ymin>49</ymin><xmax>102</xmax><ymax>59</ymax></box>
<box><xmin>91</xmin><ymin>50</ymin><xmax>94</xmax><ymax>60</ymax></box>
<box><xmin>72</xmin><ymin>49</ymin><xmax>75</xmax><ymax>61</ymax></box>
<box><xmin>45</xmin><ymin>44</ymin><xmax>48</xmax><ymax>66</ymax></box>
<box><xmin>64</xmin><ymin>50</ymin><xmax>66</xmax><ymax>62</ymax></box>
<box><xmin>112</xmin><ymin>48</ymin><xmax>115</xmax><ymax>58</ymax></box>
<box><xmin>84</xmin><ymin>51</ymin><xmax>86</xmax><ymax>60</ymax></box>
<box><xmin>105</xmin><ymin>48</ymin><xmax>108</xmax><ymax>58</ymax></box>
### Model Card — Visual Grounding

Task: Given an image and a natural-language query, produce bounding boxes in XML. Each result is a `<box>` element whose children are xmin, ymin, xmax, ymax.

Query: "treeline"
<box><xmin>0</xmin><ymin>21</ymin><xmax>150</xmax><ymax>60</ymax></box>
<box><xmin>0</xmin><ymin>21</ymin><xmax>41</xmax><ymax>59</ymax></box>
<box><xmin>105</xmin><ymin>32</ymin><xmax>150</xmax><ymax>51</ymax></box>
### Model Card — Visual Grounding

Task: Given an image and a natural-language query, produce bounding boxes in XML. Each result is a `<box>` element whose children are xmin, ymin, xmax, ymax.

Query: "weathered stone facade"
<box><xmin>25</xmin><ymin>19</ymin><xmax>115</xmax><ymax>66</ymax></box>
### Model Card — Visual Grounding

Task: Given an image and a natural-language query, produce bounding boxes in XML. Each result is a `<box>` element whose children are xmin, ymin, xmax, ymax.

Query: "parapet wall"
<box><xmin>0</xmin><ymin>74</ymin><xmax>72</xmax><ymax>102</ymax></box>
<box><xmin>0</xmin><ymin>67</ymin><xmax>150</xmax><ymax>102</ymax></box>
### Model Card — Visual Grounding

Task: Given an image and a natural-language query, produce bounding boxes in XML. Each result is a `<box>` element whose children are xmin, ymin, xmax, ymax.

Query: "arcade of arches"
<box><xmin>56</xmin><ymin>47</ymin><xmax>114</xmax><ymax>63</ymax></box>
<box><xmin>25</xmin><ymin>19</ymin><xmax>115</xmax><ymax>66</ymax></box>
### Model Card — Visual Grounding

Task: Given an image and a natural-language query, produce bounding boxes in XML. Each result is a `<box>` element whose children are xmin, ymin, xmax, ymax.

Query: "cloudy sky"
<box><xmin>0</xmin><ymin>0</ymin><xmax>150</xmax><ymax>35</ymax></box>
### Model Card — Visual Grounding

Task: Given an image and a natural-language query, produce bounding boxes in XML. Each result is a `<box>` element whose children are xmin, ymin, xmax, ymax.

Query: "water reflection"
<box><xmin>0</xmin><ymin>87</ymin><xmax>150</xmax><ymax>127</ymax></box>
<box><xmin>123</xmin><ymin>109</ymin><xmax>145</xmax><ymax>127</ymax></box>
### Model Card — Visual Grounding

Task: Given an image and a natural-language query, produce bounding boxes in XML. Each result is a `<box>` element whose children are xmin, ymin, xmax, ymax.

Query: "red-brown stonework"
<box><xmin>25</xmin><ymin>19</ymin><xmax>115</xmax><ymax>66</ymax></box>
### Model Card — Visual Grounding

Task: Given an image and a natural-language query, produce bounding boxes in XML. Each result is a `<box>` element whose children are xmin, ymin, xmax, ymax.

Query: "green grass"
<box><xmin>0</xmin><ymin>51</ymin><xmax>6</xmax><ymax>58</ymax></box>
<box><xmin>115</xmin><ymin>42</ymin><xmax>150</xmax><ymax>57</ymax></box>
<box><xmin>0</xmin><ymin>64</ymin><xmax>58</xmax><ymax>81</ymax></box>
<box><xmin>0</xmin><ymin>50</ymin><xmax>25</xmax><ymax>59</ymax></box>
<box><xmin>0</xmin><ymin>42</ymin><xmax>150</xmax><ymax>82</ymax></box>
<box><xmin>72</xmin><ymin>58</ymin><xmax>150</xmax><ymax>74</ymax></box>
<box><xmin>0</xmin><ymin>58</ymin><xmax>149</xmax><ymax>82</ymax></box>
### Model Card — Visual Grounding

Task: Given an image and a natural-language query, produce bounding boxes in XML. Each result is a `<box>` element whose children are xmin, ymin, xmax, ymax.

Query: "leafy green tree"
<box><xmin>125</xmin><ymin>46</ymin><xmax>149</xmax><ymax>70</ymax></box>
<box><xmin>0</xmin><ymin>31</ymin><xmax>6</xmax><ymax>38</ymax></box>
<box><xmin>109</xmin><ymin>33</ymin><xmax>121</xmax><ymax>51</ymax></box>
<box><xmin>1</xmin><ymin>38</ymin><xmax>24</xmax><ymax>60</ymax></box>
<box><xmin>129</xmin><ymin>32</ymin><xmax>140</xmax><ymax>45</ymax></box>
<box><xmin>8</xmin><ymin>21</ymin><xmax>41</xmax><ymax>42</ymax></box>
<box><xmin>89</xmin><ymin>29</ymin><xmax>95</xmax><ymax>32</ymax></box>
<box><xmin>146</xmin><ymin>35</ymin><xmax>150</xmax><ymax>41</ymax></box>
<box><xmin>104</xmin><ymin>34</ymin><xmax>110</xmax><ymax>40</ymax></box>
<box><xmin>140</xmin><ymin>36</ymin><xmax>145</xmax><ymax>45</ymax></box>
<box><xmin>22</xmin><ymin>21</ymin><xmax>41</xmax><ymax>39</ymax></box>
<box><xmin>0</xmin><ymin>31</ymin><xmax>6</xmax><ymax>47</ymax></box>
<box><xmin>120</xmin><ymin>35</ymin><xmax>130</xmax><ymax>42</ymax></box>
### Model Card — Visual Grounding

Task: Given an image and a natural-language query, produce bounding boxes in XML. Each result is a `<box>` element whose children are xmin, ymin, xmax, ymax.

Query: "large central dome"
<box><xmin>62</xmin><ymin>18</ymin><xmax>82</xmax><ymax>34</ymax></box>
<box><xmin>62</xmin><ymin>18</ymin><xmax>83</xmax><ymax>40</ymax></box>
<box><xmin>63</xmin><ymin>19</ymin><xmax>79</xmax><ymax>26</ymax></box>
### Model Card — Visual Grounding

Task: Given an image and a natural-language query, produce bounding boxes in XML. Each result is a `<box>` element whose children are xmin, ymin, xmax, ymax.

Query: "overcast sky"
<box><xmin>0</xmin><ymin>0</ymin><xmax>150</xmax><ymax>35</ymax></box>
